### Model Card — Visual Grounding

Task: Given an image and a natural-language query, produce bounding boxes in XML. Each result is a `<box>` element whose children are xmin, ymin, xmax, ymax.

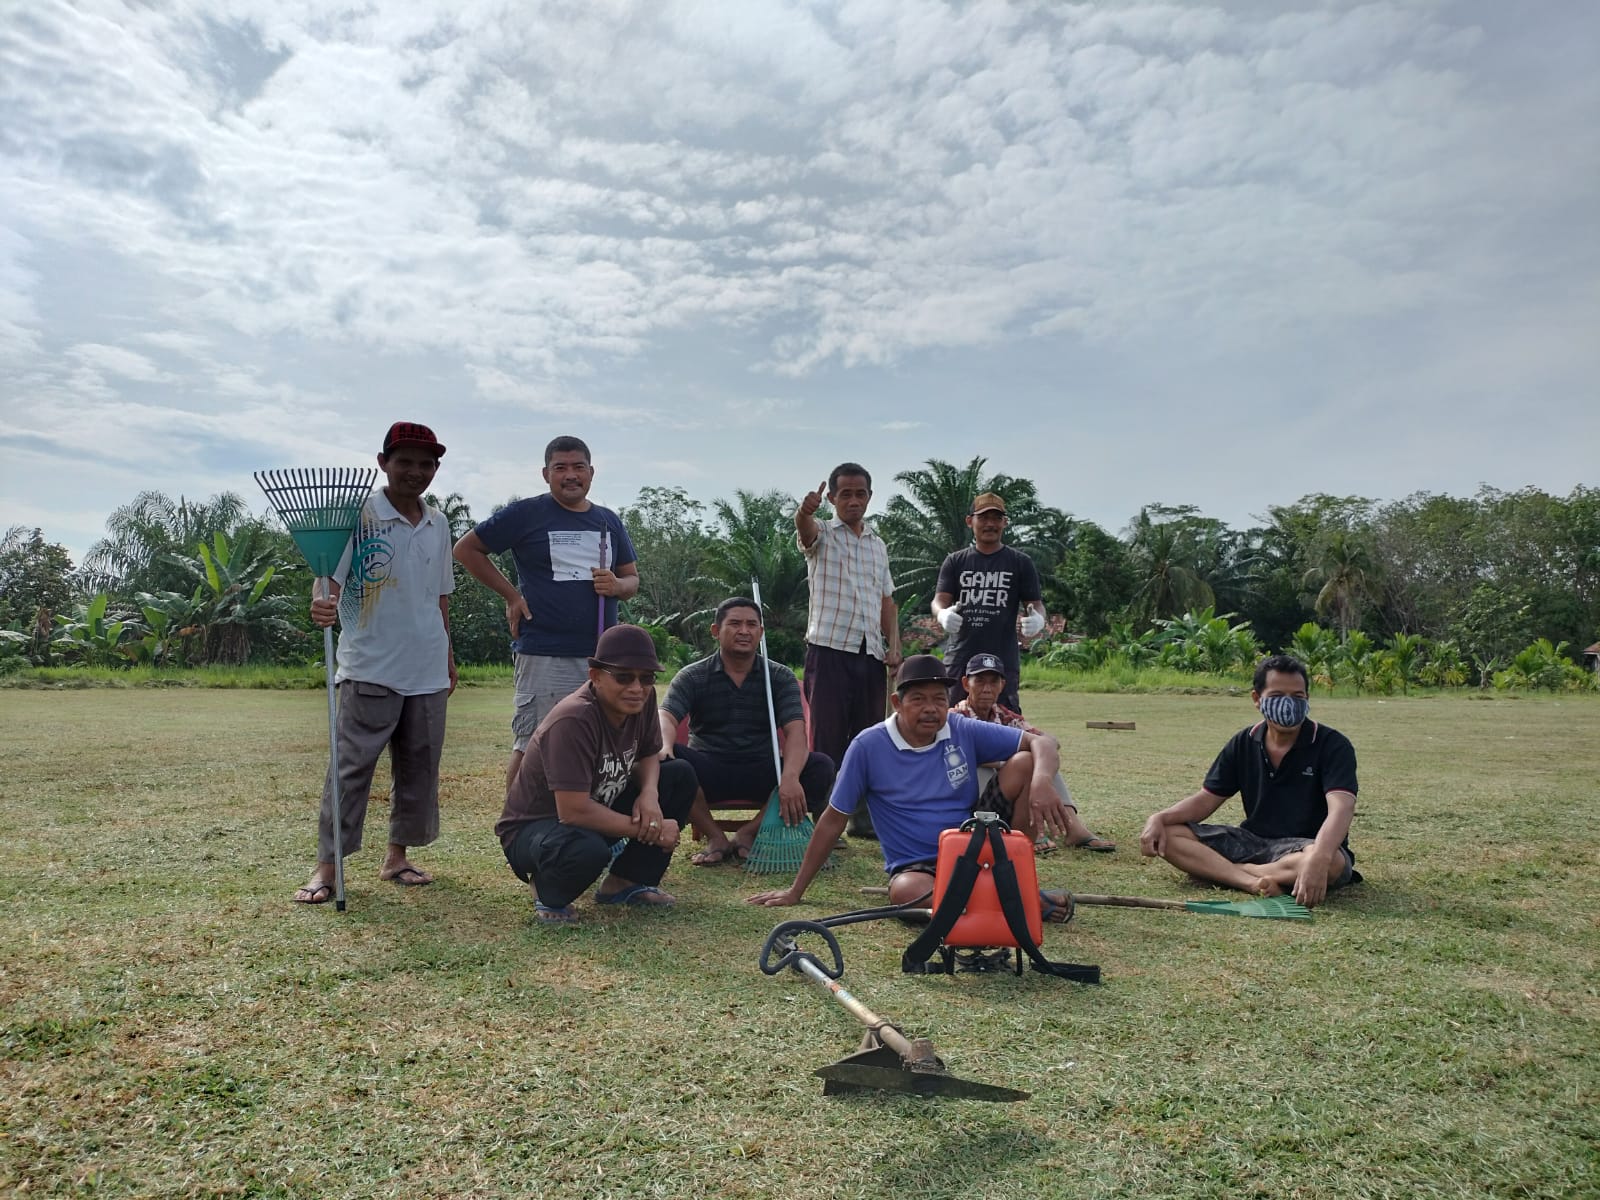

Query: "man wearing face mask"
<box><xmin>1139</xmin><ymin>655</ymin><xmax>1360</xmax><ymax>908</ymax></box>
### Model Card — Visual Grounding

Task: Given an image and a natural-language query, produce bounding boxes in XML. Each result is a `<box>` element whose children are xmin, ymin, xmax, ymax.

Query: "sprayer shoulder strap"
<box><xmin>984</xmin><ymin>826</ymin><xmax>1101</xmax><ymax>984</ymax></box>
<box><xmin>901</xmin><ymin>824</ymin><xmax>990</xmax><ymax>974</ymax></box>
<box><xmin>902</xmin><ymin>824</ymin><xmax>1101</xmax><ymax>984</ymax></box>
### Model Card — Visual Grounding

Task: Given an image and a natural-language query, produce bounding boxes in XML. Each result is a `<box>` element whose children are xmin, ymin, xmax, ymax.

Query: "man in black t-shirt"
<box><xmin>1139</xmin><ymin>655</ymin><xmax>1360</xmax><ymax>908</ymax></box>
<box><xmin>932</xmin><ymin>492</ymin><xmax>1046</xmax><ymax>712</ymax></box>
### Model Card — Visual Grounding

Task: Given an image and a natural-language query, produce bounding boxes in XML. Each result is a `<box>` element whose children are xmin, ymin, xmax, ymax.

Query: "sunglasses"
<box><xmin>598</xmin><ymin>667</ymin><xmax>657</xmax><ymax>688</ymax></box>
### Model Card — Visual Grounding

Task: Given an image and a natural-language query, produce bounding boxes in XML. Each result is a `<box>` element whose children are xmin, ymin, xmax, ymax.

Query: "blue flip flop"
<box><xmin>534</xmin><ymin>902</ymin><xmax>579</xmax><ymax>925</ymax></box>
<box><xmin>595</xmin><ymin>884</ymin><xmax>676</xmax><ymax>908</ymax></box>
<box><xmin>1039</xmin><ymin>889</ymin><xmax>1075</xmax><ymax>924</ymax></box>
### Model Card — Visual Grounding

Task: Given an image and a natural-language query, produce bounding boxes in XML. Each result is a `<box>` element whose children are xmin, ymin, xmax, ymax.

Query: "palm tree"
<box><xmin>1303</xmin><ymin>530</ymin><xmax>1375</xmax><ymax>640</ymax></box>
<box><xmin>695</xmin><ymin>490</ymin><xmax>810</xmax><ymax>657</ymax></box>
<box><xmin>1125</xmin><ymin>508</ymin><xmax>1216</xmax><ymax>625</ymax></box>
<box><xmin>875</xmin><ymin>456</ymin><xmax>1047</xmax><ymax>606</ymax></box>
<box><xmin>83</xmin><ymin>491</ymin><xmax>249</xmax><ymax>595</ymax></box>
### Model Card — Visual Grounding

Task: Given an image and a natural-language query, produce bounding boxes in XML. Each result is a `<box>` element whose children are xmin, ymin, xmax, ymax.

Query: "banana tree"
<box><xmin>52</xmin><ymin>592</ymin><xmax>134</xmax><ymax>666</ymax></box>
<box><xmin>163</xmin><ymin>531</ymin><xmax>301</xmax><ymax>664</ymax></box>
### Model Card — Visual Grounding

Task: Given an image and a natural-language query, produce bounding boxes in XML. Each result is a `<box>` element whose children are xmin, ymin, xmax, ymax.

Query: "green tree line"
<box><xmin>3</xmin><ymin>460</ymin><xmax>1597</xmax><ymax>690</ymax></box>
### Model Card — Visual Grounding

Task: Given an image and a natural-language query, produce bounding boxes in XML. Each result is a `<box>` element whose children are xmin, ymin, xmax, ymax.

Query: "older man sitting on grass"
<box><xmin>951</xmin><ymin>651</ymin><xmax>1115</xmax><ymax>856</ymax></box>
<box><xmin>748</xmin><ymin>655</ymin><xmax>1080</xmax><ymax>920</ymax></box>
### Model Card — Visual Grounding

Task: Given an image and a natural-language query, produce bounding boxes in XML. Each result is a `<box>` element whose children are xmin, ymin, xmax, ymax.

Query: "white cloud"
<box><xmin>0</xmin><ymin>1</ymin><xmax>1594</xmax><ymax>553</ymax></box>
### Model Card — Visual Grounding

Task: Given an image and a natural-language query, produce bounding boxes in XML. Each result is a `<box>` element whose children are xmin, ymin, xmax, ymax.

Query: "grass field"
<box><xmin>3</xmin><ymin>687</ymin><xmax>1596</xmax><ymax>1199</ymax></box>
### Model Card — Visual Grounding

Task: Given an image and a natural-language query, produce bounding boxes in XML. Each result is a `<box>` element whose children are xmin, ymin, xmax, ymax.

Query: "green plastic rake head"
<box><xmin>1073</xmin><ymin>893</ymin><xmax>1312</xmax><ymax>921</ymax></box>
<box><xmin>254</xmin><ymin>468</ymin><xmax>378</xmax><ymax>577</ymax></box>
<box><xmin>743</xmin><ymin>790</ymin><xmax>823</xmax><ymax>875</ymax></box>
<box><xmin>1181</xmin><ymin>895</ymin><xmax>1312</xmax><ymax>920</ymax></box>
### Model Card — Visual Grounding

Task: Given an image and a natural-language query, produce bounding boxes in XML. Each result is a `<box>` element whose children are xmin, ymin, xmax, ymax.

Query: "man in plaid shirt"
<box><xmin>795</xmin><ymin>463</ymin><xmax>902</xmax><ymax>838</ymax></box>
<box><xmin>951</xmin><ymin>653</ymin><xmax>1116</xmax><ymax>854</ymax></box>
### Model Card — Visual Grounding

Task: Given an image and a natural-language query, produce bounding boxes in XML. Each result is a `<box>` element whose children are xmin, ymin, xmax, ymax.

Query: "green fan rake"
<box><xmin>743</xmin><ymin>578</ymin><xmax>830</xmax><ymax>875</ymax></box>
<box><xmin>1073</xmin><ymin>893</ymin><xmax>1312</xmax><ymax>921</ymax></box>
<box><xmin>254</xmin><ymin>467</ymin><xmax>378</xmax><ymax>911</ymax></box>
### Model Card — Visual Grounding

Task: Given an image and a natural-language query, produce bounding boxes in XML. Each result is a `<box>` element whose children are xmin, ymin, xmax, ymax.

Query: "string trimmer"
<box><xmin>759</xmin><ymin>918</ymin><xmax>1028</xmax><ymax>1102</ymax></box>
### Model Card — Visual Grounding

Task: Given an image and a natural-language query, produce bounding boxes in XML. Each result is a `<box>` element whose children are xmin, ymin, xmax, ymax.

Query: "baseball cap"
<box><xmin>382</xmin><ymin>421</ymin><xmax>446</xmax><ymax>459</ymax></box>
<box><xmin>963</xmin><ymin>653</ymin><xmax>1006</xmax><ymax>679</ymax></box>
<box><xmin>894</xmin><ymin>654</ymin><xmax>955</xmax><ymax>692</ymax></box>
<box><xmin>971</xmin><ymin>492</ymin><xmax>1006</xmax><ymax>515</ymax></box>
<box><xmin>590</xmin><ymin>624</ymin><xmax>662</xmax><ymax>672</ymax></box>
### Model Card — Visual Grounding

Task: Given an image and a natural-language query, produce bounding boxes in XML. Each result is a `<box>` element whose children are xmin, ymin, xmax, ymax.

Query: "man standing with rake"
<box><xmin>294</xmin><ymin>422</ymin><xmax>456</xmax><ymax>904</ymax></box>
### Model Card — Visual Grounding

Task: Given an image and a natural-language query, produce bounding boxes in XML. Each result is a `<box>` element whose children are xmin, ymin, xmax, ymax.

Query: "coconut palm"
<box><xmin>695</xmin><ymin>490</ymin><xmax>810</xmax><ymax>661</ymax></box>
<box><xmin>82</xmin><ymin>491</ymin><xmax>249</xmax><ymax>595</ymax></box>
<box><xmin>1302</xmin><ymin>530</ymin><xmax>1375</xmax><ymax>640</ymax></box>
<box><xmin>1125</xmin><ymin>508</ymin><xmax>1216</xmax><ymax>625</ymax></box>
<box><xmin>875</xmin><ymin>457</ymin><xmax>1047</xmax><ymax>603</ymax></box>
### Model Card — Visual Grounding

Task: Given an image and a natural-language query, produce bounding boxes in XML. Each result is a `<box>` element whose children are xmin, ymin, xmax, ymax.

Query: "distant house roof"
<box><xmin>1585</xmin><ymin>642</ymin><xmax>1600</xmax><ymax>657</ymax></box>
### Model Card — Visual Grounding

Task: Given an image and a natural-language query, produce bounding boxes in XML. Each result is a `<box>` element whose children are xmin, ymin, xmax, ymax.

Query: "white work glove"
<box><xmin>937</xmin><ymin>606</ymin><xmax>964</xmax><ymax>634</ymax></box>
<box><xmin>1020</xmin><ymin>609</ymin><xmax>1046</xmax><ymax>637</ymax></box>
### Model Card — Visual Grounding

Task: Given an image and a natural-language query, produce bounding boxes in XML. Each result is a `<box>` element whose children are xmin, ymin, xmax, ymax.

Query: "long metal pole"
<box><xmin>320</xmin><ymin>578</ymin><xmax>346</xmax><ymax>912</ymax></box>
<box><xmin>751</xmin><ymin>579</ymin><xmax>783</xmax><ymax>782</ymax></box>
<box><xmin>790</xmin><ymin>953</ymin><xmax>931</xmax><ymax>1065</ymax></box>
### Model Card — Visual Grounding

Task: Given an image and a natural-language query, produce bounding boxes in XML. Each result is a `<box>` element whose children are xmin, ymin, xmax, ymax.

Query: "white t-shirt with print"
<box><xmin>333</xmin><ymin>490</ymin><xmax>455</xmax><ymax>695</ymax></box>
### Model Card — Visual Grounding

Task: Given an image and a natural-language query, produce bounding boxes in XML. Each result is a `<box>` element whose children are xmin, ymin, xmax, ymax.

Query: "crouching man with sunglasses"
<box><xmin>495</xmin><ymin>625</ymin><xmax>696</xmax><ymax>925</ymax></box>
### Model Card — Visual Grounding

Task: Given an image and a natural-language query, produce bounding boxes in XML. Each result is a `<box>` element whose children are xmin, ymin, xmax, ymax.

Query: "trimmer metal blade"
<box><xmin>816</xmin><ymin>1042</ymin><xmax>1029</xmax><ymax>1102</ymax></box>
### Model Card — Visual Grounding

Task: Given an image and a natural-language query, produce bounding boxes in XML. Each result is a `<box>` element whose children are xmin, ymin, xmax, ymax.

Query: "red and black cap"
<box><xmin>381</xmin><ymin>422</ymin><xmax>446</xmax><ymax>459</ymax></box>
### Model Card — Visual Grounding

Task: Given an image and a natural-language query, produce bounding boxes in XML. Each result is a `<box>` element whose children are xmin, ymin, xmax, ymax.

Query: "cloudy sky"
<box><xmin>2</xmin><ymin>0</ymin><xmax>1596</xmax><ymax>563</ymax></box>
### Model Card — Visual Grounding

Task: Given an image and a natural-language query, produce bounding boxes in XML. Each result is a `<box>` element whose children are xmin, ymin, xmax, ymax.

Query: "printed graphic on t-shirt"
<box><xmin>943</xmin><ymin>741</ymin><xmax>970</xmax><ymax>788</ymax></box>
<box><xmin>548</xmin><ymin>530</ymin><xmax>610</xmax><ymax>581</ymax></box>
<box><xmin>957</xmin><ymin>567</ymin><xmax>1015</xmax><ymax>631</ymax></box>
<box><xmin>342</xmin><ymin>508</ymin><xmax>395</xmax><ymax>628</ymax></box>
<box><xmin>596</xmin><ymin>749</ymin><xmax>634</xmax><ymax>807</ymax></box>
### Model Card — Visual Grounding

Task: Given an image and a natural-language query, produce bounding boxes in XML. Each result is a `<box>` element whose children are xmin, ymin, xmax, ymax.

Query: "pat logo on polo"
<box><xmin>944</xmin><ymin>742</ymin><xmax>969</xmax><ymax>788</ymax></box>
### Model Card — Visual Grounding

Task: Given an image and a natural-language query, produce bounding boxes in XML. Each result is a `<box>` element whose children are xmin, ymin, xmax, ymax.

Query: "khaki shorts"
<box><xmin>511</xmin><ymin>653</ymin><xmax>590</xmax><ymax>751</ymax></box>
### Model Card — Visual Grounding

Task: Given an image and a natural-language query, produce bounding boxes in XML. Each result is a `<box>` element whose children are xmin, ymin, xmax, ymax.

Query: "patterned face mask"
<box><xmin>1259</xmin><ymin>694</ymin><xmax>1309</xmax><ymax>729</ymax></box>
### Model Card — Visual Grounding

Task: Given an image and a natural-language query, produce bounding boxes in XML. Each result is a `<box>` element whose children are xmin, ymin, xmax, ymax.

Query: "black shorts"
<box><xmin>1189</xmin><ymin>822</ymin><xmax>1357</xmax><ymax>887</ymax></box>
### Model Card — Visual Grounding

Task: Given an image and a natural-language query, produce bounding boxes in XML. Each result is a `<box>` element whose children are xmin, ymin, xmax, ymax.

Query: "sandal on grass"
<box><xmin>383</xmin><ymin>864</ymin><xmax>434</xmax><ymax>885</ymax></box>
<box><xmin>690</xmin><ymin>842</ymin><xmax>736</xmax><ymax>867</ymax></box>
<box><xmin>595</xmin><ymin>884</ymin><xmax>676</xmax><ymax>908</ymax></box>
<box><xmin>1039</xmin><ymin>889</ymin><xmax>1075</xmax><ymax>924</ymax></box>
<box><xmin>1034</xmin><ymin>835</ymin><xmax>1058</xmax><ymax>855</ymax></box>
<box><xmin>1068</xmin><ymin>834</ymin><xmax>1117</xmax><ymax>853</ymax></box>
<box><xmin>293</xmin><ymin>880</ymin><xmax>333</xmax><ymax>905</ymax></box>
<box><xmin>534</xmin><ymin>902</ymin><xmax>579</xmax><ymax>926</ymax></box>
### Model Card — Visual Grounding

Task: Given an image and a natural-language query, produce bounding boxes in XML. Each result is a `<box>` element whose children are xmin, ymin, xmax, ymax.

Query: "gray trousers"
<box><xmin>511</xmin><ymin>653</ymin><xmax>590</xmax><ymax>751</ymax></box>
<box><xmin>319</xmin><ymin>680</ymin><xmax>448</xmax><ymax>861</ymax></box>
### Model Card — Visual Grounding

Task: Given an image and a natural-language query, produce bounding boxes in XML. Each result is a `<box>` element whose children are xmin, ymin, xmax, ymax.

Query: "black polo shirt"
<box><xmin>1202</xmin><ymin>720</ymin><xmax>1359</xmax><ymax>854</ymax></box>
<box><xmin>661</xmin><ymin>651</ymin><xmax>805</xmax><ymax>759</ymax></box>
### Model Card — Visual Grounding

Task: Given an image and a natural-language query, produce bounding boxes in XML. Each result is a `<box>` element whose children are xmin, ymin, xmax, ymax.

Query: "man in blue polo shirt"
<box><xmin>1139</xmin><ymin>654</ymin><xmax>1360</xmax><ymax>908</ymax></box>
<box><xmin>748</xmin><ymin>655</ymin><xmax>1079</xmax><ymax>917</ymax></box>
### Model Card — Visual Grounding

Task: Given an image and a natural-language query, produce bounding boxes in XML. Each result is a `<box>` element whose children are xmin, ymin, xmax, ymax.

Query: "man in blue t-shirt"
<box><xmin>1139</xmin><ymin>655</ymin><xmax>1360</xmax><ymax>909</ymax></box>
<box><xmin>454</xmin><ymin>436</ymin><xmax>639</xmax><ymax>786</ymax></box>
<box><xmin>748</xmin><ymin>655</ymin><xmax>1080</xmax><ymax>918</ymax></box>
